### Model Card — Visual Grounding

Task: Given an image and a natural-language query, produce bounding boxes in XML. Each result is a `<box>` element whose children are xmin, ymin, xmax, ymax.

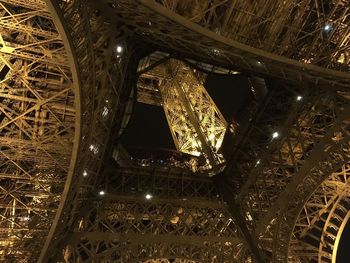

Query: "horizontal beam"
<box><xmin>106</xmin><ymin>0</ymin><xmax>350</xmax><ymax>87</ymax></box>
<box><xmin>74</xmin><ymin>232</ymin><xmax>242</xmax><ymax>246</ymax></box>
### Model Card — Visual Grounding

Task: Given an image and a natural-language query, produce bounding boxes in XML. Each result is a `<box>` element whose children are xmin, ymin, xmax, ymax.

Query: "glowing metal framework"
<box><xmin>138</xmin><ymin>59</ymin><xmax>227</xmax><ymax>166</ymax></box>
<box><xmin>1</xmin><ymin>0</ymin><xmax>350</xmax><ymax>262</ymax></box>
<box><xmin>62</xmin><ymin>166</ymin><xmax>247</xmax><ymax>263</ymax></box>
<box><xmin>0</xmin><ymin>0</ymin><xmax>75</xmax><ymax>260</ymax></box>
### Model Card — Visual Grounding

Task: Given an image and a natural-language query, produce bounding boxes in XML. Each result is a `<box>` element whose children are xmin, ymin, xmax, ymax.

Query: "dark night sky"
<box><xmin>204</xmin><ymin>74</ymin><xmax>252</xmax><ymax>122</ymax></box>
<box><xmin>121</xmin><ymin>102</ymin><xmax>175</xmax><ymax>149</ymax></box>
<box><xmin>121</xmin><ymin>72</ymin><xmax>349</xmax><ymax>261</ymax></box>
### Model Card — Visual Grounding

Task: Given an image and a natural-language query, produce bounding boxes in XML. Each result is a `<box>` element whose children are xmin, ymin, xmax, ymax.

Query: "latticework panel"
<box><xmin>137</xmin><ymin>51</ymin><xmax>240</xmax><ymax>107</ymax></box>
<box><xmin>0</xmin><ymin>0</ymin><xmax>75</xmax><ymax>261</ymax></box>
<box><xmin>38</xmin><ymin>0</ymin><xmax>138</xmax><ymax>261</ymax></box>
<box><xmin>155</xmin><ymin>0</ymin><xmax>350</xmax><ymax>71</ymax></box>
<box><xmin>160</xmin><ymin>60</ymin><xmax>227</xmax><ymax>165</ymax></box>
<box><xmin>102</xmin><ymin>0</ymin><xmax>350</xmax><ymax>87</ymax></box>
<box><xmin>35</xmin><ymin>1</ymin><xmax>350</xmax><ymax>263</ymax></box>
<box><xmin>289</xmin><ymin>164</ymin><xmax>350</xmax><ymax>263</ymax></box>
<box><xmin>214</xmin><ymin>79</ymin><xmax>350</xmax><ymax>263</ymax></box>
<box><xmin>268</xmin><ymin>98</ymin><xmax>350</xmax><ymax>262</ymax></box>
<box><xmin>62</xmin><ymin>167</ymin><xmax>249</xmax><ymax>263</ymax></box>
<box><xmin>223</xmin><ymin>84</ymin><xmax>350</xmax><ymax>261</ymax></box>
<box><xmin>241</xmin><ymin>89</ymin><xmax>348</xmax><ymax>227</ymax></box>
<box><xmin>137</xmin><ymin>59</ymin><xmax>227</xmax><ymax>166</ymax></box>
<box><xmin>106</xmin><ymin>166</ymin><xmax>219</xmax><ymax>200</ymax></box>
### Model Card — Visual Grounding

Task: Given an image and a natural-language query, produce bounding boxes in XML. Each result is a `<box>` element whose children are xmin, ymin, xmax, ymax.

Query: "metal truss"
<box><xmin>62</xmin><ymin>166</ymin><xmax>249</xmax><ymax>263</ymax></box>
<box><xmin>154</xmin><ymin>0</ymin><xmax>350</xmax><ymax>70</ymax></box>
<box><xmin>137</xmin><ymin>59</ymin><xmax>227</xmax><ymax>167</ymax></box>
<box><xmin>99</xmin><ymin>0</ymin><xmax>350</xmax><ymax>87</ymax></box>
<box><xmin>4</xmin><ymin>0</ymin><xmax>348</xmax><ymax>262</ymax></box>
<box><xmin>221</xmin><ymin>78</ymin><xmax>350</xmax><ymax>261</ymax></box>
<box><xmin>136</xmin><ymin>51</ymin><xmax>169</xmax><ymax>106</ymax></box>
<box><xmin>137</xmin><ymin>51</ymin><xmax>240</xmax><ymax>85</ymax></box>
<box><xmin>0</xmin><ymin>0</ymin><xmax>75</xmax><ymax>261</ymax></box>
<box><xmin>271</xmin><ymin>126</ymin><xmax>350</xmax><ymax>263</ymax></box>
<box><xmin>223</xmin><ymin>81</ymin><xmax>305</xmax><ymax>193</ymax></box>
<box><xmin>37</xmin><ymin>0</ymin><xmax>138</xmax><ymax>262</ymax></box>
<box><xmin>260</xmin><ymin>91</ymin><xmax>349</xmax><ymax>262</ymax></box>
<box><xmin>105</xmin><ymin>166</ymin><xmax>219</xmax><ymax>200</ymax></box>
<box><xmin>289</xmin><ymin>164</ymin><xmax>350</xmax><ymax>262</ymax></box>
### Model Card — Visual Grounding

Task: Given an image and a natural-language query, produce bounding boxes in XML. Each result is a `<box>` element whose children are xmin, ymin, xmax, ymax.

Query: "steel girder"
<box><xmin>136</xmin><ymin>52</ymin><xmax>240</xmax><ymax>107</ymax></box>
<box><xmin>61</xmin><ymin>166</ymin><xmax>249</xmax><ymax>263</ymax></box>
<box><xmin>106</xmin><ymin>166</ymin><xmax>218</xmax><ymax>200</ymax></box>
<box><xmin>138</xmin><ymin>59</ymin><xmax>227</xmax><ymax>166</ymax></box>
<box><xmin>220</xmin><ymin>78</ymin><xmax>349</xmax><ymax>262</ymax></box>
<box><xmin>19</xmin><ymin>0</ymin><xmax>350</xmax><ymax>262</ymax></box>
<box><xmin>97</xmin><ymin>0</ymin><xmax>350</xmax><ymax>87</ymax></box>
<box><xmin>256</xmin><ymin>91</ymin><xmax>349</xmax><ymax>262</ymax></box>
<box><xmin>289</xmin><ymin>164</ymin><xmax>350</xmax><ymax>262</ymax></box>
<box><xmin>0</xmin><ymin>0</ymin><xmax>76</xmax><ymax>261</ymax></box>
<box><xmin>37</xmin><ymin>0</ymin><xmax>138</xmax><ymax>262</ymax></box>
<box><xmin>221</xmin><ymin>85</ymin><xmax>349</xmax><ymax>263</ymax></box>
<box><xmin>152</xmin><ymin>0</ymin><xmax>350</xmax><ymax>70</ymax></box>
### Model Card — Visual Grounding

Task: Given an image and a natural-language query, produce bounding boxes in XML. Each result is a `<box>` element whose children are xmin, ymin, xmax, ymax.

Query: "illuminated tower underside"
<box><xmin>138</xmin><ymin>59</ymin><xmax>228</xmax><ymax>167</ymax></box>
<box><xmin>62</xmin><ymin>167</ymin><xmax>248</xmax><ymax>263</ymax></box>
<box><xmin>1</xmin><ymin>0</ymin><xmax>350</xmax><ymax>262</ymax></box>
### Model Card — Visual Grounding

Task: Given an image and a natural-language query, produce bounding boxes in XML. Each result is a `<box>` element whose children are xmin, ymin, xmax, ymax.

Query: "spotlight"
<box><xmin>272</xmin><ymin>132</ymin><xmax>279</xmax><ymax>139</ymax></box>
<box><xmin>89</xmin><ymin>144</ymin><xmax>99</xmax><ymax>154</ymax></box>
<box><xmin>324</xmin><ymin>24</ymin><xmax>332</xmax><ymax>32</ymax></box>
<box><xmin>116</xmin><ymin>45</ymin><xmax>123</xmax><ymax>53</ymax></box>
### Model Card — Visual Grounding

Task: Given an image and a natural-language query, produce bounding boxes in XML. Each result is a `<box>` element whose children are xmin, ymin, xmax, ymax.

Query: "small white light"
<box><xmin>296</xmin><ymin>95</ymin><xmax>302</xmax><ymax>101</ymax></box>
<box><xmin>99</xmin><ymin>190</ymin><xmax>105</xmax><ymax>196</ymax></box>
<box><xmin>145</xmin><ymin>194</ymin><xmax>152</xmax><ymax>200</ymax></box>
<box><xmin>246</xmin><ymin>212</ymin><xmax>253</xmax><ymax>221</ymax></box>
<box><xmin>254</xmin><ymin>159</ymin><xmax>261</xmax><ymax>167</ymax></box>
<box><xmin>116</xmin><ymin>45</ymin><xmax>123</xmax><ymax>53</ymax></box>
<box><xmin>83</xmin><ymin>170</ymin><xmax>88</xmax><ymax>177</ymax></box>
<box><xmin>257</xmin><ymin>61</ymin><xmax>262</xmax><ymax>65</ymax></box>
<box><xmin>102</xmin><ymin>106</ymin><xmax>109</xmax><ymax>117</ymax></box>
<box><xmin>272</xmin><ymin>131</ymin><xmax>279</xmax><ymax>139</ymax></box>
<box><xmin>23</xmin><ymin>216</ymin><xmax>30</xmax><ymax>221</ymax></box>
<box><xmin>324</xmin><ymin>24</ymin><xmax>332</xmax><ymax>31</ymax></box>
<box><xmin>89</xmin><ymin>144</ymin><xmax>99</xmax><ymax>154</ymax></box>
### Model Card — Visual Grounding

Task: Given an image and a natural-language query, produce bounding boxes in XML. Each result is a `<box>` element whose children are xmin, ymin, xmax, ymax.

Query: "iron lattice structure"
<box><xmin>0</xmin><ymin>0</ymin><xmax>349</xmax><ymax>262</ymax></box>
<box><xmin>0</xmin><ymin>0</ymin><xmax>75</xmax><ymax>260</ymax></box>
<box><xmin>138</xmin><ymin>58</ymin><xmax>227</xmax><ymax>166</ymax></box>
<box><xmin>62</xmin><ymin>166</ymin><xmax>249</xmax><ymax>262</ymax></box>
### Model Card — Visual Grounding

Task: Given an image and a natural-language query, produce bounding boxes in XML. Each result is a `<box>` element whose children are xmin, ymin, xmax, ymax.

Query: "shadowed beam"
<box><xmin>213</xmin><ymin>174</ymin><xmax>265</xmax><ymax>263</ymax></box>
